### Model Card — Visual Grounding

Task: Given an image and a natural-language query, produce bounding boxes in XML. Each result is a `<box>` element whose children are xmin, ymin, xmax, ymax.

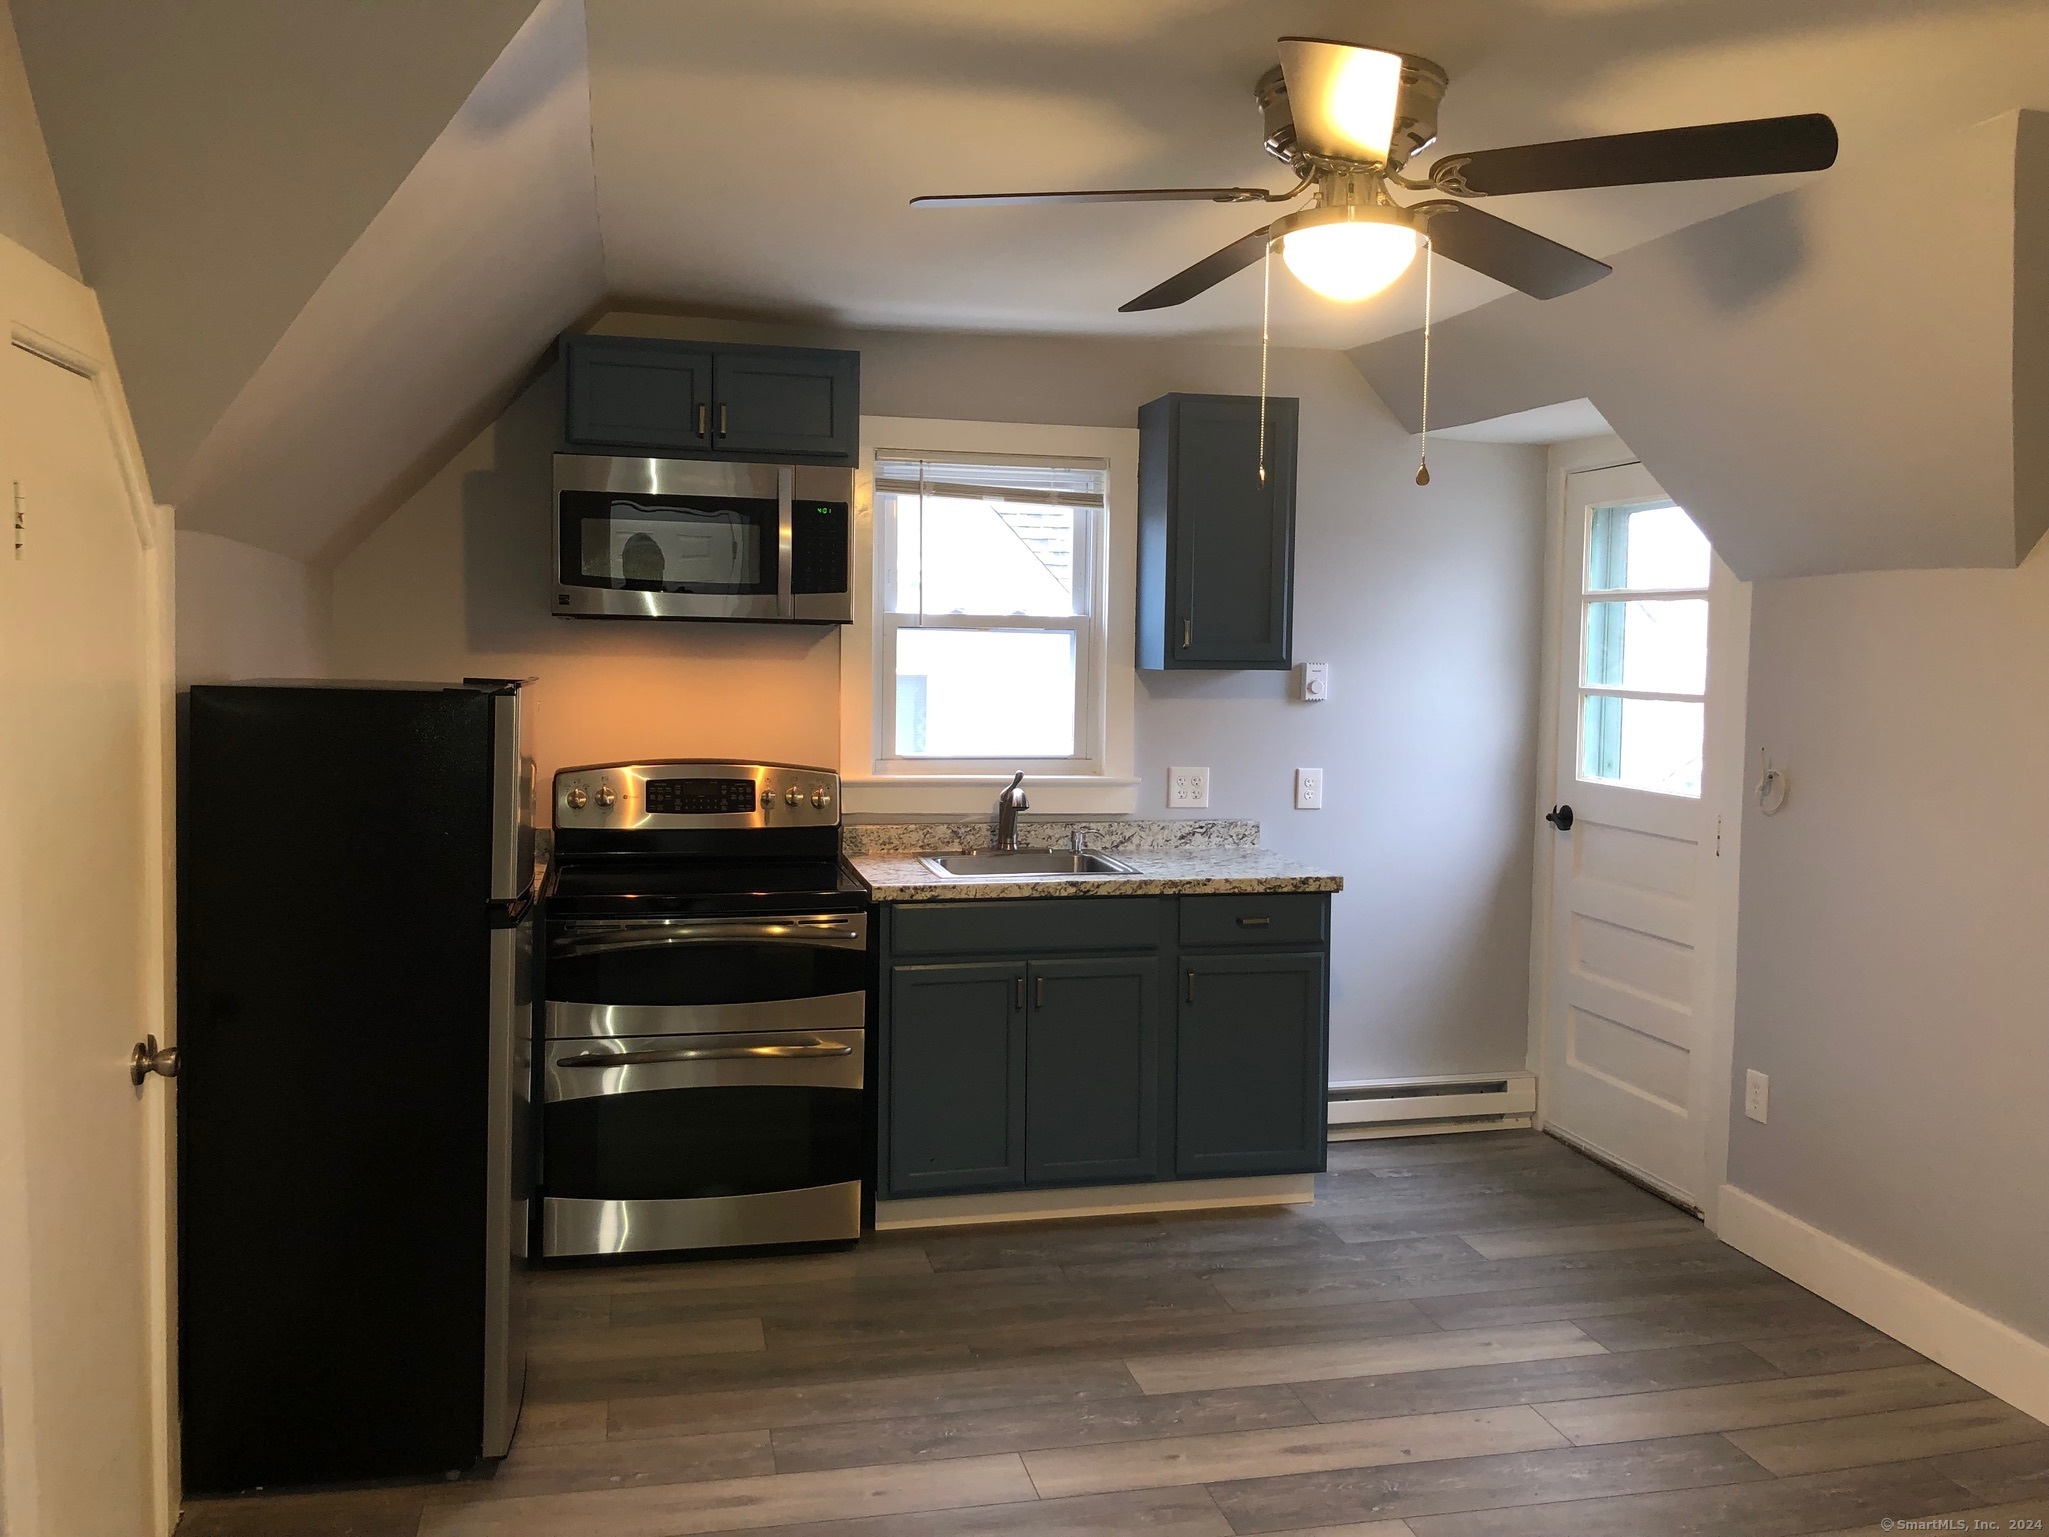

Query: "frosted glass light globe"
<box><xmin>1280</xmin><ymin>219</ymin><xmax>1420</xmax><ymax>302</ymax></box>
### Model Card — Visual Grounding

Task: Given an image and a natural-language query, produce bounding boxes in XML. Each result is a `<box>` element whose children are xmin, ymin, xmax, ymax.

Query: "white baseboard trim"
<box><xmin>1329</xmin><ymin>1116</ymin><xmax>1534</xmax><ymax>1141</ymax></box>
<box><xmin>874</xmin><ymin>1174</ymin><xmax>1314</xmax><ymax>1231</ymax></box>
<box><xmin>1716</xmin><ymin>1184</ymin><xmax>2049</xmax><ymax>1424</ymax></box>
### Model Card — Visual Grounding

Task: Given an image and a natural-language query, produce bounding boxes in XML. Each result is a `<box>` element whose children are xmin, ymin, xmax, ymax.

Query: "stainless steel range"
<box><xmin>538</xmin><ymin>761</ymin><xmax>868</xmax><ymax>1258</ymax></box>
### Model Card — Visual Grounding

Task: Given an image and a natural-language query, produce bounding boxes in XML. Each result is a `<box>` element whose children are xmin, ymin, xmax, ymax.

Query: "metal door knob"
<box><xmin>1545</xmin><ymin>804</ymin><xmax>1575</xmax><ymax>831</ymax></box>
<box><xmin>130</xmin><ymin>1035</ymin><xmax>179</xmax><ymax>1087</ymax></box>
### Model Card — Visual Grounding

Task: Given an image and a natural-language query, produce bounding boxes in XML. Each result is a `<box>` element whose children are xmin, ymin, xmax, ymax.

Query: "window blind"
<box><xmin>874</xmin><ymin>453</ymin><xmax>1107</xmax><ymax>509</ymax></box>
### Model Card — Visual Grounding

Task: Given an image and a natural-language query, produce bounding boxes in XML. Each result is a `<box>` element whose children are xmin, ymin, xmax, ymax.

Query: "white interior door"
<box><xmin>0</xmin><ymin>236</ymin><xmax>169</xmax><ymax>1536</ymax></box>
<box><xmin>1541</xmin><ymin>462</ymin><xmax>1737</xmax><ymax>1210</ymax></box>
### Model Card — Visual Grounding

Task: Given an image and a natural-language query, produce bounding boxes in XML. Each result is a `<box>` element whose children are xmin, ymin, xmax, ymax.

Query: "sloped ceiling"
<box><xmin>12</xmin><ymin>0</ymin><xmax>543</xmax><ymax>493</ymax></box>
<box><xmin>22</xmin><ymin>0</ymin><xmax>2049</xmax><ymax>570</ymax></box>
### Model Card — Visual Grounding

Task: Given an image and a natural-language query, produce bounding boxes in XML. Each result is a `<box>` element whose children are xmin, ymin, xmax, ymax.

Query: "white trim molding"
<box><xmin>874</xmin><ymin>1174</ymin><xmax>1313</xmax><ymax>1230</ymax></box>
<box><xmin>1717</xmin><ymin>1184</ymin><xmax>2049</xmax><ymax>1424</ymax></box>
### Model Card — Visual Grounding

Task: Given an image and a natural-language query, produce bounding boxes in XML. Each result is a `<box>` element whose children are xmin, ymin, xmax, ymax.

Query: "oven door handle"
<box><xmin>556</xmin><ymin>1041</ymin><xmax>854</xmax><ymax>1067</ymax></box>
<box><xmin>552</xmin><ymin>918</ymin><xmax>866</xmax><ymax>957</ymax></box>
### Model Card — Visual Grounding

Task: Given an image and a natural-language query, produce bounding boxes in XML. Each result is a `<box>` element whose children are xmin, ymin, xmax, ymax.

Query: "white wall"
<box><xmin>331</xmin><ymin>317</ymin><xmax>1547</xmax><ymax>1084</ymax></box>
<box><xmin>173</xmin><ymin>531</ymin><xmax>330</xmax><ymax>685</ymax></box>
<box><xmin>1728</xmin><ymin>543</ymin><xmax>2049</xmax><ymax>1343</ymax></box>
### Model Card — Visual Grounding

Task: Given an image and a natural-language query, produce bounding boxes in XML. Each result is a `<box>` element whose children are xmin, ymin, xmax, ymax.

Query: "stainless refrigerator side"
<box><xmin>483</xmin><ymin>688</ymin><xmax>535</xmax><ymax>1458</ymax></box>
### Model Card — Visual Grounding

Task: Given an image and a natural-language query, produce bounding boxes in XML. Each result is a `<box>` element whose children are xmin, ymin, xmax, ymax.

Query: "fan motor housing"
<box><xmin>1257</xmin><ymin>52</ymin><xmax>1450</xmax><ymax>173</ymax></box>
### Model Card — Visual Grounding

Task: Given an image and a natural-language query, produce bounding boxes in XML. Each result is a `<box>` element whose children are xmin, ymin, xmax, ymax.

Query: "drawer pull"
<box><xmin>559</xmin><ymin>1041</ymin><xmax>851</xmax><ymax>1067</ymax></box>
<box><xmin>1236</xmin><ymin>915</ymin><xmax>1271</xmax><ymax>928</ymax></box>
<box><xmin>1186</xmin><ymin>970</ymin><xmax>1195</xmax><ymax>1005</ymax></box>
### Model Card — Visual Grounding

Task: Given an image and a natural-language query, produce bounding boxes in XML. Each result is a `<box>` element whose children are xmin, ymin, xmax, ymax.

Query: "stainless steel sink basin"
<box><xmin>920</xmin><ymin>850</ymin><xmax>1140</xmax><ymax>879</ymax></box>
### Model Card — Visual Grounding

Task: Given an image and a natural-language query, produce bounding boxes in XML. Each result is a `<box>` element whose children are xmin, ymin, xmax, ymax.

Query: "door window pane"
<box><xmin>894</xmin><ymin>629</ymin><xmax>1076</xmax><ymax>758</ymax></box>
<box><xmin>1580</xmin><ymin>695</ymin><xmax>1703</xmax><ymax>797</ymax></box>
<box><xmin>1582</xmin><ymin>600</ymin><xmax>1709</xmax><ymax>694</ymax></box>
<box><xmin>1586</xmin><ymin>502</ymin><xmax>1710</xmax><ymax>591</ymax></box>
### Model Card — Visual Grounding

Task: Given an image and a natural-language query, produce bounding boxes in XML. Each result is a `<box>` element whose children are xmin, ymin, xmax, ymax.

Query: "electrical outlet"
<box><xmin>1745</xmin><ymin>1069</ymin><xmax>1770</xmax><ymax>1123</ymax></box>
<box><xmin>1294</xmin><ymin>767</ymin><xmax>1324</xmax><ymax>810</ymax></box>
<box><xmin>1298</xmin><ymin>662</ymin><xmax>1330</xmax><ymax>701</ymax></box>
<box><xmin>1168</xmin><ymin>766</ymin><xmax>1209</xmax><ymax>809</ymax></box>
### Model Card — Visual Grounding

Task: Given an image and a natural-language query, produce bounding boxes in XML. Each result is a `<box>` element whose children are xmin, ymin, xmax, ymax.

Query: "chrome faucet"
<box><xmin>994</xmin><ymin>771</ymin><xmax>1028</xmax><ymax>851</ymax></box>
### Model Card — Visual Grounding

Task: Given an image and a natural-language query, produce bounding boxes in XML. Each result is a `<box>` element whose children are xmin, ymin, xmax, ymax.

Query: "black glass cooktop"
<box><xmin>545</xmin><ymin>855</ymin><xmax>869</xmax><ymax>918</ymax></box>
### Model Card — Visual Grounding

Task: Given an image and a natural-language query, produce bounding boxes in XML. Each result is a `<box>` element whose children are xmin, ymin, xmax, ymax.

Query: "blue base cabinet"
<box><xmin>876</xmin><ymin>894</ymin><xmax>1328</xmax><ymax>1200</ymax></box>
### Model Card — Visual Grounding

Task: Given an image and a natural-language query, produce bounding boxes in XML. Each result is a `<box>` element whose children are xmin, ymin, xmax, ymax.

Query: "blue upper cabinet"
<box><xmin>561</xmin><ymin>334</ymin><xmax>859</xmax><ymax>463</ymax></box>
<box><xmin>1137</xmin><ymin>393</ymin><xmax>1298</xmax><ymax>670</ymax></box>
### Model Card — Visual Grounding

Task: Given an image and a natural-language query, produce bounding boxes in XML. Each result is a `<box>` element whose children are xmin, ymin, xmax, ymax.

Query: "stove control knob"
<box><xmin>785</xmin><ymin>786</ymin><xmax>800</xmax><ymax>806</ymax></box>
<box><xmin>596</xmin><ymin>783</ymin><xmax>616</xmax><ymax>809</ymax></box>
<box><xmin>565</xmin><ymin>785</ymin><xmax>588</xmax><ymax>811</ymax></box>
<box><xmin>811</xmin><ymin>788</ymin><xmax>831</xmax><ymax>810</ymax></box>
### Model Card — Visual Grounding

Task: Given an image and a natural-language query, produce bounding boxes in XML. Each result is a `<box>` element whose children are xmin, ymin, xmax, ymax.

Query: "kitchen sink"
<box><xmin>920</xmin><ymin>850</ymin><xmax>1141</xmax><ymax>879</ymax></box>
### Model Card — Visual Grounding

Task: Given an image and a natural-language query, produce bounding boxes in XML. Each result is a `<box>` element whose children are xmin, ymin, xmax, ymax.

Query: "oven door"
<box><xmin>539</xmin><ymin>1028</ymin><xmax>864</xmax><ymax>1256</ymax></box>
<box><xmin>544</xmin><ymin>912</ymin><xmax>867</xmax><ymax>1037</ymax></box>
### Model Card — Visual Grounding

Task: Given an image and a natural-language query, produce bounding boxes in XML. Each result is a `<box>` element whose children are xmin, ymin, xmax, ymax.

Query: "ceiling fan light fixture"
<box><xmin>1275</xmin><ymin>206</ymin><xmax>1418</xmax><ymax>302</ymax></box>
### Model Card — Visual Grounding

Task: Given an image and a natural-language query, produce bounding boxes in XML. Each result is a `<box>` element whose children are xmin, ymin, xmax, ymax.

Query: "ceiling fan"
<box><xmin>911</xmin><ymin>37</ymin><xmax>1838</xmax><ymax>312</ymax></box>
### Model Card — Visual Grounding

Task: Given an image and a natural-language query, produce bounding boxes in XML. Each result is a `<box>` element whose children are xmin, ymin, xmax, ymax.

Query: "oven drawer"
<box><xmin>545</xmin><ymin>1028</ymin><xmax>863</xmax><ymax>1101</ymax></box>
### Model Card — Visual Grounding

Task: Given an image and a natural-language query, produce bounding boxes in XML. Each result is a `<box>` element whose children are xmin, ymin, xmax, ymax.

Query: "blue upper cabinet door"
<box><xmin>1137</xmin><ymin>393</ymin><xmax>1298</xmax><ymax>670</ymax></box>
<box><xmin>562</xmin><ymin>335</ymin><xmax>713</xmax><ymax>452</ymax></box>
<box><xmin>712</xmin><ymin>346</ymin><xmax>859</xmax><ymax>462</ymax></box>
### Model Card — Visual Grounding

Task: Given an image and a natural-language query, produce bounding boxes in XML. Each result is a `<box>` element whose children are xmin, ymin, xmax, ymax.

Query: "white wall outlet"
<box><xmin>1298</xmin><ymin>662</ymin><xmax>1331</xmax><ymax>701</ymax></box>
<box><xmin>1294</xmin><ymin>767</ymin><xmax>1324</xmax><ymax>810</ymax></box>
<box><xmin>1745</xmin><ymin>1069</ymin><xmax>1770</xmax><ymax>1123</ymax></box>
<box><xmin>1168</xmin><ymin>766</ymin><xmax>1210</xmax><ymax>809</ymax></box>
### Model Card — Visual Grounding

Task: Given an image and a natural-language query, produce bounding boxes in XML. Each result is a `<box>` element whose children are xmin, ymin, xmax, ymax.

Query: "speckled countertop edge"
<box><xmin>850</xmin><ymin>847</ymin><xmax>1343</xmax><ymax>903</ymax></box>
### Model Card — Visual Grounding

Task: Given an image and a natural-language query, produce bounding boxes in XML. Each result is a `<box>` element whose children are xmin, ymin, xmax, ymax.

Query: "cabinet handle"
<box><xmin>696</xmin><ymin>402</ymin><xmax>708</xmax><ymax>437</ymax></box>
<box><xmin>718</xmin><ymin>402</ymin><xmax>728</xmax><ymax>436</ymax></box>
<box><xmin>1034</xmin><ymin>975</ymin><xmax>1044</xmax><ymax>1009</ymax></box>
<box><xmin>1236</xmin><ymin>915</ymin><xmax>1271</xmax><ymax>928</ymax></box>
<box><xmin>1014</xmin><ymin>974</ymin><xmax>1025</xmax><ymax>1011</ymax></box>
<box><xmin>1186</xmin><ymin>970</ymin><xmax>1195</xmax><ymax>1005</ymax></box>
<box><xmin>1182</xmin><ymin>617</ymin><xmax>1193</xmax><ymax>649</ymax></box>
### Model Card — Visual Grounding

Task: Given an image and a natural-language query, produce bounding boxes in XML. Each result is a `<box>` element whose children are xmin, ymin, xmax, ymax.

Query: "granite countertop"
<box><xmin>850</xmin><ymin>846</ymin><xmax>1343</xmax><ymax>903</ymax></box>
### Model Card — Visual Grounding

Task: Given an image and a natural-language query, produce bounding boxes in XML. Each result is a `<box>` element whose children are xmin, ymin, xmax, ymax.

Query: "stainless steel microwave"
<box><xmin>553</xmin><ymin>454</ymin><xmax>854</xmax><ymax>623</ymax></box>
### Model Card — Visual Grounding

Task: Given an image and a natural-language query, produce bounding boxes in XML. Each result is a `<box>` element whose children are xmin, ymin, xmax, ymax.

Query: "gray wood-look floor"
<box><xmin>175</xmin><ymin>1132</ymin><xmax>2049</xmax><ymax>1537</ymax></box>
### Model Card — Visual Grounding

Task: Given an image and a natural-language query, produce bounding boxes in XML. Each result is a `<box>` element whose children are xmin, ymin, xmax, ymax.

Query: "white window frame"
<box><xmin>840</xmin><ymin>417</ymin><xmax>1139</xmax><ymax>815</ymax></box>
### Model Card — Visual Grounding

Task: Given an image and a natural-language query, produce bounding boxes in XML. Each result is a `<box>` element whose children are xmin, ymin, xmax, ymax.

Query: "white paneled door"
<box><xmin>0</xmin><ymin>234</ymin><xmax>170</xmax><ymax>1535</ymax></box>
<box><xmin>1541</xmin><ymin>462</ymin><xmax>1742</xmax><ymax>1210</ymax></box>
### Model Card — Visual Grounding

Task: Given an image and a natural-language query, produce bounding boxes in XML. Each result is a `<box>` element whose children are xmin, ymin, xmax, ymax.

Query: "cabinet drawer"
<box><xmin>1179</xmin><ymin>893</ymin><xmax>1326</xmax><ymax>948</ymax></box>
<box><xmin>890</xmin><ymin>897</ymin><xmax>1163</xmax><ymax>958</ymax></box>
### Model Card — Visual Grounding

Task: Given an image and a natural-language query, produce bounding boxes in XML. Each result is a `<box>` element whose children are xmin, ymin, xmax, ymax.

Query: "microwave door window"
<box><xmin>565</xmin><ymin>493</ymin><xmax>776</xmax><ymax>594</ymax></box>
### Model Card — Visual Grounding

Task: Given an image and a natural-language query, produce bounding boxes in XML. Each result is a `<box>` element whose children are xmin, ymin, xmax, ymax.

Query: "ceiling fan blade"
<box><xmin>1431</xmin><ymin>113</ymin><xmax>1838</xmax><ymax>197</ymax></box>
<box><xmin>912</xmin><ymin>186</ymin><xmax>1279</xmax><ymax>208</ymax></box>
<box><xmin>1119</xmin><ymin>222</ymin><xmax>1276</xmax><ymax>312</ymax></box>
<box><xmin>1276</xmin><ymin>36</ymin><xmax>1408</xmax><ymax>165</ymax></box>
<box><xmin>1410</xmin><ymin>201</ymin><xmax>1611</xmax><ymax>300</ymax></box>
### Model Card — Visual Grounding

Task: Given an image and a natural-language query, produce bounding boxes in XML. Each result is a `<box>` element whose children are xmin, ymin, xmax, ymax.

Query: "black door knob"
<box><xmin>1545</xmin><ymin>804</ymin><xmax>1575</xmax><ymax>831</ymax></box>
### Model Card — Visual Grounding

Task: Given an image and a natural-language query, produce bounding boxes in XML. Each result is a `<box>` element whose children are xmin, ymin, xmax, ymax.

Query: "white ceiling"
<box><xmin>584</xmin><ymin>0</ymin><xmax>2049</xmax><ymax>348</ymax></box>
<box><xmin>30</xmin><ymin>0</ymin><xmax>2049</xmax><ymax>562</ymax></box>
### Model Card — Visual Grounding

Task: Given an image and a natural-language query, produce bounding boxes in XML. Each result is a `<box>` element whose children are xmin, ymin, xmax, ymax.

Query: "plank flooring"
<box><xmin>173</xmin><ymin>1131</ymin><xmax>2048</xmax><ymax>1537</ymax></box>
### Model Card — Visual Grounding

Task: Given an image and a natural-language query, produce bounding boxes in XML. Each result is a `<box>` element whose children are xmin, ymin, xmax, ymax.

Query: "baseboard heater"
<box><xmin>1327</xmin><ymin>1072</ymin><xmax>1537</xmax><ymax>1140</ymax></box>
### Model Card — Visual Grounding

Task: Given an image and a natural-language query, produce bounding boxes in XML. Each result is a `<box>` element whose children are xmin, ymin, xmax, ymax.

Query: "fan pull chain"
<box><xmin>1258</xmin><ymin>238</ymin><xmax>1273</xmax><ymax>484</ymax></box>
<box><xmin>1416</xmin><ymin>236</ymin><xmax>1433</xmax><ymax>488</ymax></box>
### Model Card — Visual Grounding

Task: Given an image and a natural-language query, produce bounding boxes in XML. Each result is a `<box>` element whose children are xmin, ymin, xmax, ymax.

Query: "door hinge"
<box><xmin>12</xmin><ymin>481</ymin><xmax>22</xmax><ymax>557</ymax></box>
<box><xmin>1714</xmin><ymin>815</ymin><xmax>1723</xmax><ymax>857</ymax></box>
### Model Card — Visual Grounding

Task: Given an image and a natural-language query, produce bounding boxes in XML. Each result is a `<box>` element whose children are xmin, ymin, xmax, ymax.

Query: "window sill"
<box><xmin>842</xmin><ymin>775</ymin><xmax>1140</xmax><ymax>816</ymax></box>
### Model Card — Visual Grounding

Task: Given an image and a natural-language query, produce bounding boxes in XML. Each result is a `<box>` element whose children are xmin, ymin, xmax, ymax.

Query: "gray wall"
<box><xmin>333</xmin><ymin>316</ymin><xmax>1548</xmax><ymax>1084</ymax></box>
<box><xmin>1730</xmin><ymin>548</ymin><xmax>2049</xmax><ymax>1341</ymax></box>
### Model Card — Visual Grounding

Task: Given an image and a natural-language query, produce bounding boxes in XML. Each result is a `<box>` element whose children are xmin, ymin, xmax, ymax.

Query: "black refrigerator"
<box><xmin>178</xmin><ymin>681</ymin><xmax>535</xmax><ymax>1492</ymax></box>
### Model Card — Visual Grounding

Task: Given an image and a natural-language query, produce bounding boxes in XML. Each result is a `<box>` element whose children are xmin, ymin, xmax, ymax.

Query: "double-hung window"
<box><xmin>874</xmin><ymin>452</ymin><xmax>1106</xmax><ymax>772</ymax></box>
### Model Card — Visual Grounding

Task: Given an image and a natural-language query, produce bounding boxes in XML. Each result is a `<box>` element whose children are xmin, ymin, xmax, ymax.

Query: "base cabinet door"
<box><xmin>887</xmin><ymin>963</ymin><xmax>1025</xmax><ymax>1195</ymax></box>
<box><xmin>1026</xmin><ymin>958</ymin><xmax>1159</xmax><ymax>1185</ymax></box>
<box><xmin>1176</xmin><ymin>951</ymin><xmax>1326</xmax><ymax>1177</ymax></box>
